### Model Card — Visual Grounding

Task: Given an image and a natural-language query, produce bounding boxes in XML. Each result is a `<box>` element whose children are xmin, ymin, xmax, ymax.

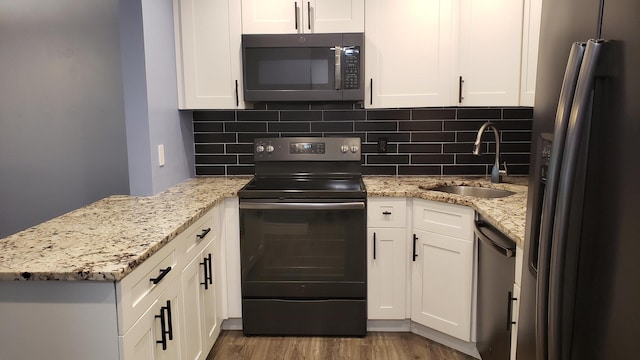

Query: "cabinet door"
<box><xmin>241</xmin><ymin>0</ymin><xmax>300</xmax><ymax>34</ymax></box>
<box><xmin>180</xmin><ymin>251</ymin><xmax>207</xmax><ymax>360</ymax></box>
<box><xmin>309</xmin><ymin>0</ymin><xmax>364</xmax><ymax>33</ymax></box>
<box><xmin>122</xmin><ymin>278</ymin><xmax>183</xmax><ymax>360</ymax></box>
<box><xmin>174</xmin><ymin>0</ymin><xmax>243</xmax><ymax>109</ymax></box>
<box><xmin>519</xmin><ymin>0</ymin><xmax>542</xmax><ymax>106</ymax></box>
<box><xmin>411</xmin><ymin>228</ymin><xmax>473</xmax><ymax>341</ymax></box>
<box><xmin>367</xmin><ymin>228</ymin><xmax>407</xmax><ymax>319</ymax></box>
<box><xmin>457</xmin><ymin>0</ymin><xmax>524</xmax><ymax>106</ymax></box>
<box><xmin>203</xmin><ymin>238</ymin><xmax>222</xmax><ymax>350</ymax></box>
<box><xmin>366</xmin><ymin>0</ymin><xmax>454</xmax><ymax>108</ymax></box>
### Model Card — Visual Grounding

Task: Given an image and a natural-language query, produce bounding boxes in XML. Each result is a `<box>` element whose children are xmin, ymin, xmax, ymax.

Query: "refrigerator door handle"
<box><xmin>535</xmin><ymin>42</ymin><xmax>586</xmax><ymax>360</ymax></box>
<box><xmin>547</xmin><ymin>39</ymin><xmax>604</xmax><ymax>360</ymax></box>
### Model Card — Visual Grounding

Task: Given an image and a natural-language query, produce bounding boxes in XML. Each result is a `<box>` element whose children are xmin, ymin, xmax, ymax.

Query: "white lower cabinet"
<box><xmin>122</xmin><ymin>277</ymin><xmax>184</xmax><ymax>360</ymax></box>
<box><xmin>181</xmin><ymin>237</ymin><xmax>222</xmax><ymax>360</ymax></box>
<box><xmin>367</xmin><ymin>227</ymin><xmax>407</xmax><ymax>319</ymax></box>
<box><xmin>411</xmin><ymin>199</ymin><xmax>475</xmax><ymax>342</ymax></box>
<box><xmin>367</xmin><ymin>198</ymin><xmax>408</xmax><ymax>320</ymax></box>
<box><xmin>411</xmin><ymin>228</ymin><xmax>474</xmax><ymax>341</ymax></box>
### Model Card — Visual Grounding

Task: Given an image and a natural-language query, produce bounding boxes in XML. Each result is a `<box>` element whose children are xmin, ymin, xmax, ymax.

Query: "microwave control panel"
<box><xmin>343</xmin><ymin>47</ymin><xmax>360</xmax><ymax>89</ymax></box>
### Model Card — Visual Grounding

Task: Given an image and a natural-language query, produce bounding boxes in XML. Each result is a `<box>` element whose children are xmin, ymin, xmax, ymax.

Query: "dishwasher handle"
<box><xmin>475</xmin><ymin>220</ymin><xmax>515</xmax><ymax>258</ymax></box>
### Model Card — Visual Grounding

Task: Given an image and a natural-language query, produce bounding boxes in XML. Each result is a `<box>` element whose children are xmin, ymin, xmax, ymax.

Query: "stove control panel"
<box><xmin>254</xmin><ymin>137</ymin><xmax>361</xmax><ymax>161</ymax></box>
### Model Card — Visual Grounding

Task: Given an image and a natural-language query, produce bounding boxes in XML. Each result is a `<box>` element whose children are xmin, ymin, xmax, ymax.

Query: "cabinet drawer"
<box><xmin>412</xmin><ymin>199</ymin><xmax>474</xmax><ymax>239</ymax></box>
<box><xmin>368</xmin><ymin>198</ymin><xmax>407</xmax><ymax>228</ymax></box>
<box><xmin>182</xmin><ymin>211</ymin><xmax>217</xmax><ymax>261</ymax></box>
<box><xmin>117</xmin><ymin>239</ymin><xmax>179</xmax><ymax>335</ymax></box>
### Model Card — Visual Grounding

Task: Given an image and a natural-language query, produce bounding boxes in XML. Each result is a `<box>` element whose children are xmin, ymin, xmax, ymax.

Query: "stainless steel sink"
<box><xmin>430</xmin><ymin>185</ymin><xmax>515</xmax><ymax>198</ymax></box>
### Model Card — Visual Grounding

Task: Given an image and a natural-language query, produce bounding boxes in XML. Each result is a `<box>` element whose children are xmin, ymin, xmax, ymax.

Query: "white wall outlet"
<box><xmin>158</xmin><ymin>144</ymin><xmax>165</xmax><ymax>167</ymax></box>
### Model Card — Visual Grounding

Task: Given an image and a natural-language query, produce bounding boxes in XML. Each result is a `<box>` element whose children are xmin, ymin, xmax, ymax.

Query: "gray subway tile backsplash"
<box><xmin>192</xmin><ymin>106</ymin><xmax>533</xmax><ymax>176</ymax></box>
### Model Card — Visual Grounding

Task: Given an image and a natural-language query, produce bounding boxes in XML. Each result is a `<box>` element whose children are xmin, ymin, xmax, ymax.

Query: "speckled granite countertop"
<box><xmin>0</xmin><ymin>177</ymin><xmax>250</xmax><ymax>281</ymax></box>
<box><xmin>364</xmin><ymin>176</ymin><xmax>528</xmax><ymax>248</ymax></box>
<box><xmin>0</xmin><ymin>176</ymin><xmax>527</xmax><ymax>282</ymax></box>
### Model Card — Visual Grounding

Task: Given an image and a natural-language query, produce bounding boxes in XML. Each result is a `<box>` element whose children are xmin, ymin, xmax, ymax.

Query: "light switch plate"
<box><xmin>158</xmin><ymin>144</ymin><xmax>165</xmax><ymax>166</ymax></box>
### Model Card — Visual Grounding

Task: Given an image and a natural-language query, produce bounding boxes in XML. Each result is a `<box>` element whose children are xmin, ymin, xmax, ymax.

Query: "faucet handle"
<box><xmin>499</xmin><ymin>161</ymin><xmax>509</xmax><ymax>176</ymax></box>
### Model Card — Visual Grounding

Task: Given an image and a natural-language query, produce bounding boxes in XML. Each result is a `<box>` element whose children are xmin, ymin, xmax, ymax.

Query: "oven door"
<box><xmin>239</xmin><ymin>200</ymin><xmax>366</xmax><ymax>299</ymax></box>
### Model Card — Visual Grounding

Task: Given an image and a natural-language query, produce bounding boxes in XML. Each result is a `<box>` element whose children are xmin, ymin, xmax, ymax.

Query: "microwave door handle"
<box><xmin>334</xmin><ymin>46</ymin><xmax>341</xmax><ymax>90</ymax></box>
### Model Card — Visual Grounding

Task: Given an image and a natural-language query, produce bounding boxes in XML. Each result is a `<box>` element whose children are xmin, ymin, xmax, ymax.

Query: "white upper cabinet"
<box><xmin>456</xmin><ymin>0</ymin><xmax>524</xmax><ymax>106</ymax></box>
<box><xmin>365</xmin><ymin>0</ymin><xmax>455</xmax><ymax>108</ymax></box>
<box><xmin>173</xmin><ymin>0</ymin><xmax>243</xmax><ymax>109</ymax></box>
<box><xmin>520</xmin><ymin>0</ymin><xmax>542</xmax><ymax>106</ymax></box>
<box><xmin>241</xmin><ymin>0</ymin><xmax>364</xmax><ymax>34</ymax></box>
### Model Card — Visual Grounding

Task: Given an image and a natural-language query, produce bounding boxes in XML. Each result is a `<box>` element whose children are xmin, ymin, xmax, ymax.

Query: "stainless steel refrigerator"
<box><xmin>517</xmin><ymin>0</ymin><xmax>640</xmax><ymax>359</ymax></box>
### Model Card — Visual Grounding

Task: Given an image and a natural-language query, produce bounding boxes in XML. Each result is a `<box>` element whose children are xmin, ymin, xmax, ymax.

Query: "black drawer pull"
<box><xmin>382</xmin><ymin>211</ymin><xmax>392</xmax><ymax>215</ymax></box>
<box><xmin>150</xmin><ymin>266</ymin><xmax>172</xmax><ymax>285</ymax></box>
<box><xmin>196</xmin><ymin>228</ymin><xmax>211</xmax><ymax>240</ymax></box>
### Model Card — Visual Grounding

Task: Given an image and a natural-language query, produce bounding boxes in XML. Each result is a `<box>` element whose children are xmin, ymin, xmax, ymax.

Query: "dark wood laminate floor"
<box><xmin>206</xmin><ymin>331</ymin><xmax>476</xmax><ymax>360</ymax></box>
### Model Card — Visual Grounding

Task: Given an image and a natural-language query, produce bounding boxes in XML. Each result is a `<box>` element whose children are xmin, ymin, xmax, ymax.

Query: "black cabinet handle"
<box><xmin>382</xmin><ymin>211</ymin><xmax>392</xmax><ymax>215</ymax></box>
<box><xmin>507</xmin><ymin>291</ymin><xmax>518</xmax><ymax>331</ymax></box>
<box><xmin>207</xmin><ymin>253</ymin><xmax>213</xmax><ymax>285</ymax></box>
<box><xmin>200</xmin><ymin>253</ymin><xmax>213</xmax><ymax>289</ymax></box>
<box><xmin>373</xmin><ymin>232</ymin><xmax>377</xmax><ymax>260</ymax></box>
<box><xmin>200</xmin><ymin>256</ymin><xmax>210</xmax><ymax>290</ymax></box>
<box><xmin>150</xmin><ymin>267</ymin><xmax>172</xmax><ymax>285</ymax></box>
<box><xmin>196</xmin><ymin>228</ymin><xmax>211</xmax><ymax>240</ymax></box>
<box><xmin>155</xmin><ymin>306</ymin><xmax>167</xmax><ymax>350</ymax></box>
<box><xmin>155</xmin><ymin>300</ymin><xmax>172</xmax><ymax>350</ymax></box>
<box><xmin>412</xmin><ymin>234</ymin><xmax>418</xmax><ymax>261</ymax></box>
<box><xmin>235</xmin><ymin>80</ymin><xmax>239</xmax><ymax>107</ymax></box>
<box><xmin>294</xmin><ymin>2</ymin><xmax>299</xmax><ymax>30</ymax></box>
<box><xmin>165</xmin><ymin>300</ymin><xmax>173</xmax><ymax>341</ymax></box>
<box><xmin>458</xmin><ymin>76</ymin><xmax>464</xmax><ymax>103</ymax></box>
<box><xmin>370</xmin><ymin>78</ymin><xmax>373</xmax><ymax>105</ymax></box>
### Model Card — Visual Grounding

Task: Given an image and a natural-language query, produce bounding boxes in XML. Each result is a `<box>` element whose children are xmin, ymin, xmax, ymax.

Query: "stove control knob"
<box><xmin>256</xmin><ymin>145</ymin><xmax>265</xmax><ymax>153</ymax></box>
<box><xmin>340</xmin><ymin>145</ymin><xmax>349</xmax><ymax>153</ymax></box>
<box><xmin>350</xmin><ymin>145</ymin><xmax>359</xmax><ymax>153</ymax></box>
<box><xmin>266</xmin><ymin>145</ymin><xmax>275</xmax><ymax>153</ymax></box>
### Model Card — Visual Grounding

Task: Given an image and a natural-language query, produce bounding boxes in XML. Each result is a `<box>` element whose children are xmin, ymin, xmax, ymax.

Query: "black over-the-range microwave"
<box><xmin>241</xmin><ymin>33</ymin><xmax>364</xmax><ymax>102</ymax></box>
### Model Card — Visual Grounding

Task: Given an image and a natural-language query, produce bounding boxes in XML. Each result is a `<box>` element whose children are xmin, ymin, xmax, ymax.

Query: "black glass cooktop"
<box><xmin>239</xmin><ymin>176</ymin><xmax>366</xmax><ymax>199</ymax></box>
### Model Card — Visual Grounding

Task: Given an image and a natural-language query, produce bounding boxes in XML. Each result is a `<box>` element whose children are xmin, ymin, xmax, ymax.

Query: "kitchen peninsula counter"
<box><xmin>0</xmin><ymin>176</ymin><xmax>527</xmax><ymax>282</ymax></box>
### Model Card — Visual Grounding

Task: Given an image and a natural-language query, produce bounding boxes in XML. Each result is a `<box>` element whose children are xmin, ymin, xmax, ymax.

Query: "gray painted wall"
<box><xmin>0</xmin><ymin>0</ymin><xmax>195</xmax><ymax>238</ymax></box>
<box><xmin>120</xmin><ymin>0</ymin><xmax>195</xmax><ymax>196</ymax></box>
<box><xmin>0</xmin><ymin>0</ymin><xmax>130</xmax><ymax>238</ymax></box>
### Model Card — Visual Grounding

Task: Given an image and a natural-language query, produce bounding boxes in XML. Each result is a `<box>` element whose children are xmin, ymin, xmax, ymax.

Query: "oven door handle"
<box><xmin>239</xmin><ymin>202</ymin><xmax>365</xmax><ymax>210</ymax></box>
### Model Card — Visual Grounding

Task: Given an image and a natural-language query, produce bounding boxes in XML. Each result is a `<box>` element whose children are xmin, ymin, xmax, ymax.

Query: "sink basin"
<box><xmin>430</xmin><ymin>185</ymin><xmax>515</xmax><ymax>198</ymax></box>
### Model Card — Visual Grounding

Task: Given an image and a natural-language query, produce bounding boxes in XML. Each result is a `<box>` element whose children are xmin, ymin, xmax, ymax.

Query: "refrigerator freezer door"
<box><xmin>534</xmin><ymin>42</ymin><xmax>585</xmax><ymax>360</ymax></box>
<box><xmin>547</xmin><ymin>39</ymin><xmax>604</xmax><ymax>360</ymax></box>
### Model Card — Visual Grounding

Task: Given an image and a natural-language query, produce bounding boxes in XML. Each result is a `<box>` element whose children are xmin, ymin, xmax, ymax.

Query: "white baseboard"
<box><xmin>410</xmin><ymin>321</ymin><xmax>481</xmax><ymax>359</ymax></box>
<box><xmin>367</xmin><ymin>319</ymin><xmax>411</xmax><ymax>332</ymax></box>
<box><xmin>221</xmin><ymin>318</ymin><xmax>242</xmax><ymax>330</ymax></box>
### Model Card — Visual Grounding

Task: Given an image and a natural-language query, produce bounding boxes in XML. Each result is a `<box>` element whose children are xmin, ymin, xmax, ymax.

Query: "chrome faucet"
<box><xmin>473</xmin><ymin>122</ymin><xmax>508</xmax><ymax>183</ymax></box>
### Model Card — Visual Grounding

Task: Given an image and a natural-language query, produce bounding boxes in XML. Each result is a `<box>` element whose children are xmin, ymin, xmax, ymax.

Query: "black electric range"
<box><xmin>238</xmin><ymin>137</ymin><xmax>367</xmax><ymax>336</ymax></box>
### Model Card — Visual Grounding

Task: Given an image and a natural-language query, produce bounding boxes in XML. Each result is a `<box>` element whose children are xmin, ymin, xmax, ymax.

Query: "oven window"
<box><xmin>240</xmin><ymin>207</ymin><xmax>365</xmax><ymax>283</ymax></box>
<box><xmin>244</xmin><ymin>47</ymin><xmax>335</xmax><ymax>91</ymax></box>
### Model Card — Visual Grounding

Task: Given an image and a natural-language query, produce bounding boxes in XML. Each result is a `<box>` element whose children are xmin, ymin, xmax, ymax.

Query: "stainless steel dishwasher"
<box><xmin>475</xmin><ymin>215</ymin><xmax>516</xmax><ymax>360</ymax></box>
